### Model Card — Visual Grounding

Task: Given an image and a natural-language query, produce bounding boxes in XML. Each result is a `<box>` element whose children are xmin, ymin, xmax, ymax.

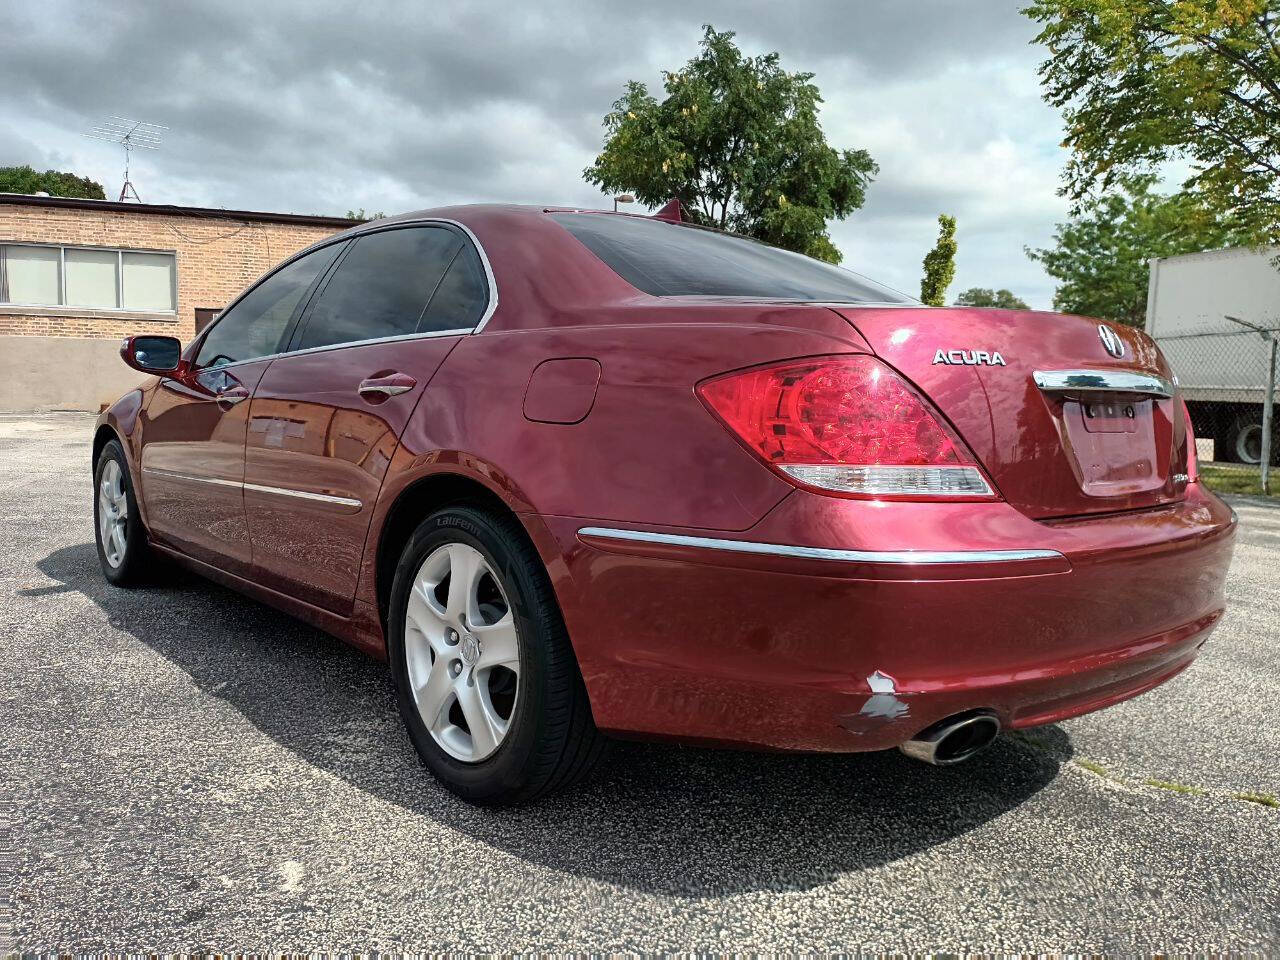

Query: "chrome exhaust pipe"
<box><xmin>899</xmin><ymin>710</ymin><xmax>1001</xmax><ymax>765</ymax></box>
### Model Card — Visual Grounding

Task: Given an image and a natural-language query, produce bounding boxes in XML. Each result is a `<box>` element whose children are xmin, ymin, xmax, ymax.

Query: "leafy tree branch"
<box><xmin>584</xmin><ymin>26</ymin><xmax>876</xmax><ymax>263</ymax></box>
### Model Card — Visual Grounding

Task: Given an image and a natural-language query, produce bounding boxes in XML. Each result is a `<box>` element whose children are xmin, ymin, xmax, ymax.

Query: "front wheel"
<box><xmin>387</xmin><ymin>505</ymin><xmax>607</xmax><ymax>804</ymax></box>
<box><xmin>93</xmin><ymin>439</ymin><xmax>152</xmax><ymax>586</ymax></box>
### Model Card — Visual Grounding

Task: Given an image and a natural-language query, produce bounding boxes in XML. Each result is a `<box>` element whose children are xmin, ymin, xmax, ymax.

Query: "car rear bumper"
<box><xmin>536</xmin><ymin>482</ymin><xmax>1236</xmax><ymax>752</ymax></box>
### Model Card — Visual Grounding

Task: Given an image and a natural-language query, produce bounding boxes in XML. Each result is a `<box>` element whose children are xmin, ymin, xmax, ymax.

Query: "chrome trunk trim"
<box><xmin>1033</xmin><ymin>369</ymin><xmax>1175</xmax><ymax>399</ymax></box>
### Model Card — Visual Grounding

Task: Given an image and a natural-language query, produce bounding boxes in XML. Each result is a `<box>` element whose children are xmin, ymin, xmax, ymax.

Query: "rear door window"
<box><xmin>293</xmin><ymin>226</ymin><xmax>477</xmax><ymax>351</ymax></box>
<box><xmin>418</xmin><ymin>241</ymin><xmax>489</xmax><ymax>332</ymax></box>
<box><xmin>551</xmin><ymin>212</ymin><xmax>912</xmax><ymax>303</ymax></box>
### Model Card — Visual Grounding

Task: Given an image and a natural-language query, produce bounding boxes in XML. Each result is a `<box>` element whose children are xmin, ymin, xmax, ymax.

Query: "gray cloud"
<box><xmin>2</xmin><ymin>0</ymin><xmax>1073</xmax><ymax>307</ymax></box>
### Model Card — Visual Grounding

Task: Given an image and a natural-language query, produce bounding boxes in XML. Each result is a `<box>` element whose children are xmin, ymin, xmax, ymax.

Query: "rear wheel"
<box><xmin>387</xmin><ymin>504</ymin><xmax>606</xmax><ymax>804</ymax></box>
<box><xmin>93</xmin><ymin>439</ymin><xmax>152</xmax><ymax>586</ymax></box>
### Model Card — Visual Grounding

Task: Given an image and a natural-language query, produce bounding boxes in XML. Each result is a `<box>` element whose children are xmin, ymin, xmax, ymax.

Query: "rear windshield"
<box><xmin>552</xmin><ymin>212</ymin><xmax>913</xmax><ymax>303</ymax></box>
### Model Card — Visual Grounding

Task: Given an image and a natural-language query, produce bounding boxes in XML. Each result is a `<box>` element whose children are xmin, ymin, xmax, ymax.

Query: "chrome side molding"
<box><xmin>1033</xmin><ymin>369</ymin><xmax>1175</xmax><ymax>399</ymax></box>
<box><xmin>577</xmin><ymin>526</ymin><xmax>1064</xmax><ymax>565</ymax></box>
<box><xmin>142</xmin><ymin>467</ymin><xmax>362</xmax><ymax>508</ymax></box>
<box><xmin>141</xmin><ymin>468</ymin><xmax>241</xmax><ymax>490</ymax></box>
<box><xmin>241</xmin><ymin>482</ymin><xmax>362</xmax><ymax>507</ymax></box>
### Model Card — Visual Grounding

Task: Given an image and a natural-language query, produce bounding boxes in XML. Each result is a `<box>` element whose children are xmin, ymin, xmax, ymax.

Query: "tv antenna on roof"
<box><xmin>84</xmin><ymin>117</ymin><xmax>167</xmax><ymax>202</ymax></box>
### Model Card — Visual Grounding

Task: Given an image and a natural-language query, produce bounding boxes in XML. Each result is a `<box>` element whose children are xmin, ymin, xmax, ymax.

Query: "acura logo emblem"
<box><xmin>1098</xmin><ymin>324</ymin><xmax>1125</xmax><ymax>359</ymax></box>
<box><xmin>932</xmin><ymin>349</ymin><xmax>1006</xmax><ymax>366</ymax></box>
<box><xmin>460</xmin><ymin>634</ymin><xmax>481</xmax><ymax>665</ymax></box>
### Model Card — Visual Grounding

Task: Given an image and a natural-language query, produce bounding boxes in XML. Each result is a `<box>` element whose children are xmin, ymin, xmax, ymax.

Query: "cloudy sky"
<box><xmin>3</xmin><ymin>0</ymin><xmax>1078</xmax><ymax>307</ymax></box>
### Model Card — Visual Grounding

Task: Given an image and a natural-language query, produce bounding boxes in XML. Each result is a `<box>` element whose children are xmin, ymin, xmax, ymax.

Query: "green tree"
<box><xmin>345</xmin><ymin>208</ymin><xmax>386</xmax><ymax>221</ymax></box>
<box><xmin>0</xmin><ymin>165</ymin><xmax>105</xmax><ymax>199</ymax></box>
<box><xmin>584</xmin><ymin>25</ymin><xmax>877</xmax><ymax>263</ymax></box>
<box><xmin>920</xmin><ymin>214</ymin><xmax>957</xmax><ymax>306</ymax></box>
<box><xmin>954</xmin><ymin>287</ymin><xmax>1031</xmax><ymax>309</ymax></box>
<box><xmin>1024</xmin><ymin>0</ymin><xmax>1280</xmax><ymax>245</ymax></box>
<box><xmin>1026</xmin><ymin>176</ymin><xmax>1247</xmax><ymax>325</ymax></box>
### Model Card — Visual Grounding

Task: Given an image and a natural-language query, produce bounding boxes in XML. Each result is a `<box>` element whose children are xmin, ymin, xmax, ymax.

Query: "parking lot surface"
<box><xmin>3</xmin><ymin>412</ymin><xmax>1277</xmax><ymax>952</ymax></box>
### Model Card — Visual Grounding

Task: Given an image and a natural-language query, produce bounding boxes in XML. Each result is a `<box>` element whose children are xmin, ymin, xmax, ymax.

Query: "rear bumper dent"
<box><xmin>549</xmin><ymin>486</ymin><xmax>1235</xmax><ymax>752</ymax></box>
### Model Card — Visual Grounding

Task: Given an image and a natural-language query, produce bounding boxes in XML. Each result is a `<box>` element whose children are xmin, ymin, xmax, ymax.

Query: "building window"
<box><xmin>1</xmin><ymin>246</ymin><xmax>60</xmax><ymax>305</ymax></box>
<box><xmin>0</xmin><ymin>244</ymin><xmax>176</xmax><ymax>312</ymax></box>
<box><xmin>65</xmin><ymin>249</ymin><xmax>120</xmax><ymax>309</ymax></box>
<box><xmin>194</xmin><ymin>307</ymin><xmax>221</xmax><ymax>333</ymax></box>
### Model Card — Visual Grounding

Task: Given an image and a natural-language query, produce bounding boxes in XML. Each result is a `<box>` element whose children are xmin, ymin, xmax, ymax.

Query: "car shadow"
<box><xmin>30</xmin><ymin>542</ymin><xmax>1073</xmax><ymax>896</ymax></box>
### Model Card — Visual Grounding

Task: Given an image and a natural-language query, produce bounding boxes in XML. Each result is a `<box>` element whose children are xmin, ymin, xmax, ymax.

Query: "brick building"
<box><xmin>0</xmin><ymin>194</ymin><xmax>353</xmax><ymax>411</ymax></box>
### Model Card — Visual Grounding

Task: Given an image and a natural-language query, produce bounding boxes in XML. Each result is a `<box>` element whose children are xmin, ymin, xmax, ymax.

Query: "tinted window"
<box><xmin>195</xmin><ymin>242</ymin><xmax>344</xmax><ymax>368</ymax></box>
<box><xmin>294</xmin><ymin>226</ymin><xmax>471</xmax><ymax>351</ymax></box>
<box><xmin>552</xmin><ymin>213</ymin><xmax>913</xmax><ymax>303</ymax></box>
<box><xmin>419</xmin><ymin>243</ymin><xmax>488</xmax><ymax>332</ymax></box>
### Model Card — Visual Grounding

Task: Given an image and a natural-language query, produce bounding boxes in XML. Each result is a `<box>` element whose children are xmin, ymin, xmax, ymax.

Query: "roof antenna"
<box><xmin>84</xmin><ymin>117</ymin><xmax>167</xmax><ymax>202</ymax></box>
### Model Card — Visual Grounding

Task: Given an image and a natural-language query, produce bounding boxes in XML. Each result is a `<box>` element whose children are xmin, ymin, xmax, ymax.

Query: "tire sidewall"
<box><xmin>94</xmin><ymin>439</ymin><xmax>146</xmax><ymax>585</ymax></box>
<box><xmin>1234</xmin><ymin>417</ymin><xmax>1262</xmax><ymax>465</ymax></box>
<box><xmin>388</xmin><ymin>506</ymin><xmax>550</xmax><ymax>799</ymax></box>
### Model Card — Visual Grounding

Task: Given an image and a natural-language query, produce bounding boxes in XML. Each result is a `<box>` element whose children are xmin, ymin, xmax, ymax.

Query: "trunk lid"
<box><xmin>829</xmin><ymin>306</ymin><xmax>1190</xmax><ymax>519</ymax></box>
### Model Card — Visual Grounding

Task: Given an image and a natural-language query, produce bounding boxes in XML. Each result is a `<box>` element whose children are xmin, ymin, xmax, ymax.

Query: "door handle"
<box><xmin>216</xmin><ymin>386</ymin><xmax>249</xmax><ymax>409</ymax></box>
<box><xmin>359</xmin><ymin>372</ymin><xmax>417</xmax><ymax>400</ymax></box>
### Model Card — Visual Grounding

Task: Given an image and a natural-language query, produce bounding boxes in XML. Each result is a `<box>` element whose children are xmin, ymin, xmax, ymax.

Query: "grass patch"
<box><xmin>1076</xmin><ymin>757</ymin><xmax>1111</xmax><ymax>778</ymax></box>
<box><xmin>1144</xmin><ymin>777</ymin><xmax>1206</xmax><ymax>796</ymax></box>
<box><xmin>1198</xmin><ymin>464</ymin><xmax>1276</xmax><ymax>497</ymax></box>
<box><xmin>1071</xmin><ymin>756</ymin><xmax>1130</xmax><ymax>785</ymax></box>
<box><xmin>1233</xmin><ymin>791</ymin><xmax>1279</xmax><ymax>808</ymax></box>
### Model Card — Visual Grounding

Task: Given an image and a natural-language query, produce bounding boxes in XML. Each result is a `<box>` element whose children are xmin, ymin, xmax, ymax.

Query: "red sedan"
<box><xmin>94</xmin><ymin>204</ymin><xmax>1236</xmax><ymax>803</ymax></box>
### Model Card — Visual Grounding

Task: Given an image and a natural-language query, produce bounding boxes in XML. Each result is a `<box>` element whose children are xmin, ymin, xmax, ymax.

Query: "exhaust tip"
<box><xmin>899</xmin><ymin>710</ymin><xmax>1001</xmax><ymax>765</ymax></box>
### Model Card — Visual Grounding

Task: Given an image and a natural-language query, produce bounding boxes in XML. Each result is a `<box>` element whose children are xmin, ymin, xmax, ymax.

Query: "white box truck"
<box><xmin>1145</xmin><ymin>245</ymin><xmax>1279</xmax><ymax>464</ymax></box>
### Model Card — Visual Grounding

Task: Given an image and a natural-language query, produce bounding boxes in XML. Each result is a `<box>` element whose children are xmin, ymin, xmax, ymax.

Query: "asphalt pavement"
<box><xmin>3</xmin><ymin>412</ymin><xmax>1277</xmax><ymax>952</ymax></box>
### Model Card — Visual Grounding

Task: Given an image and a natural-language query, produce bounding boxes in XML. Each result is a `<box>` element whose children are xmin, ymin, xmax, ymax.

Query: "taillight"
<box><xmin>1181</xmin><ymin>398</ymin><xmax>1199</xmax><ymax>482</ymax></box>
<box><xmin>697</xmin><ymin>354</ymin><xmax>996</xmax><ymax>499</ymax></box>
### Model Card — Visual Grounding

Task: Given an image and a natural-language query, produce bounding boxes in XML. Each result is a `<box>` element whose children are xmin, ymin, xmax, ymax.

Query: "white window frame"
<box><xmin>0</xmin><ymin>241</ymin><xmax>178</xmax><ymax>314</ymax></box>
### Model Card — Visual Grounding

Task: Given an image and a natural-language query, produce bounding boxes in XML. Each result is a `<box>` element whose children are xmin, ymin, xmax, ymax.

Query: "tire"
<box><xmin>387</xmin><ymin>504</ymin><xmax>607</xmax><ymax>804</ymax></box>
<box><xmin>93</xmin><ymin>439</ymin><xmax>152</xmax><ymax>586</ymax></box>
<box><xmin>1228</xmin><ymin>412</ymin><xmax>1278</xmax><ymax>466</ymax></box>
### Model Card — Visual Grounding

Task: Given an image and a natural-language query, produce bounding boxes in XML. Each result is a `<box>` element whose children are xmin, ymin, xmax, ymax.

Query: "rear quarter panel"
<box><xmin>355</xmin><ymin>308</ymin><xmax>868</xmax><ymax>620</ymax></box>
<box><xmin>398</xmin><ymin>314</ymin><xmax>865</xmax><ymax>528</ymax></box>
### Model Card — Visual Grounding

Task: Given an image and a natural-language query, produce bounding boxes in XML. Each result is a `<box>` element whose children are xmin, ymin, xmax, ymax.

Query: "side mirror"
<box><xmin>120</xmin><ymin>335</ymin><xmax>183</xmax><ymax>374</ymax></box>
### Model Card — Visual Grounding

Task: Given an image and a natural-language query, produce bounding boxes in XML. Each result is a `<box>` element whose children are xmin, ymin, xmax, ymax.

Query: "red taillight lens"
<box><xmin>1181</xmin><ymin>398</ymin><xmax>1199</xmax><ymax>482</ymax></box>
<box><xmin>697</xmin><ymin>354</ymin><xmax>995</xmax><ymax>499</ymax></box>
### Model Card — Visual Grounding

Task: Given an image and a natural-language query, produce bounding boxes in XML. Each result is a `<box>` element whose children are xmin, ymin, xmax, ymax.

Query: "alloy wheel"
<box><xmin>98</xmin><ymin>459</ymin><xmax>129</xmax><ymax>568</ymax></box>
<box><xmin>403</xmin><ymin>542</ymin><xmax>521</xmax><ymax>762</ymax></box>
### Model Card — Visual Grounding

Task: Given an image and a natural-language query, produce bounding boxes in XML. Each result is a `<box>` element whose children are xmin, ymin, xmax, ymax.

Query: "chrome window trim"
<box><xmin>577</xmin><ymin>526</ymin><xmax>1064</xmax><ymax>565</ymax></box>
<box><xmin>200</xmin><ymin>326</ymin><xmax>470</xmax><ymax>372</ymax></box>
<box><xmin>142</xmin><ymin>467</ymin><xmax>362</xmax><ymax>508</ymax></box>
<box><xmin>814</xmin><ymin>301</ymin><xmax>923</xmax><ymax>309</ymax></box>
<box><xmin>1033</xmin><ymin>369</ymin><xmax>1175</xmax><ymax>399</ymax></box>
<box><xmin>187</xmin><ymin>216</ymin><xmax>499</xmax><ymax>372</ymax></box>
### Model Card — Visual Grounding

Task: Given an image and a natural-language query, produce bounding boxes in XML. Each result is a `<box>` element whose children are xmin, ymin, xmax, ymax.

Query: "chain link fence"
<box><xmin>1154</xmin><ymin>328</ymin><xmax>1279</xmax><ymax>496</ymax></box>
